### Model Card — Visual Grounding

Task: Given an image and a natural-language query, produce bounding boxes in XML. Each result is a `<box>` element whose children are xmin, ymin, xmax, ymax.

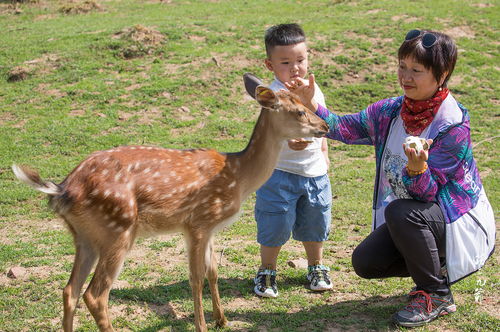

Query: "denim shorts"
<box><xmin>255</xmin><ymin>169</ymin><xmax>332</xmax><ymax>247</ymax></box>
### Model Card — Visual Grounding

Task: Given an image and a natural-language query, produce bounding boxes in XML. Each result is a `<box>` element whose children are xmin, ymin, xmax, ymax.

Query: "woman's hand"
<box><xmin>285</xmin><ymin>74</ymin><xmax>318</xmax><ymax>112</ymax></box>
<box><xmin>404</xmin><ymin>139</ymin><xmax>433</xmax><ymax>173</ymax></box>
<box><xmin>288</xmin><ymin>138</ymin><xmax>312</xmax><ymax>151</ymax></box>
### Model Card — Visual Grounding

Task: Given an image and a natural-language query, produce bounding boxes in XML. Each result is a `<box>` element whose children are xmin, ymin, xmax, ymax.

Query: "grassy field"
<box><xmin>0</xmin><ymin>0</ymin><xmax>498</xmax><ymax>331</ymax></box>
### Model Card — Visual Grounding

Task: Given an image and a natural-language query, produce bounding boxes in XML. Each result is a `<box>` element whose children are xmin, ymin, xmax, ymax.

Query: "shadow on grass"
<box><xmin>111</xmin><ymin>275</ymin><xmax>403</xmax><ymax>331</ymax></box>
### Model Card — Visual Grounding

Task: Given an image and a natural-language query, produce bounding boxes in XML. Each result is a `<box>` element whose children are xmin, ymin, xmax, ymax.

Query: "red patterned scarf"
<box><xmin>401</xmin><ymin>88</ymin><xmax>449</xmax><ymax>135</ymax></box>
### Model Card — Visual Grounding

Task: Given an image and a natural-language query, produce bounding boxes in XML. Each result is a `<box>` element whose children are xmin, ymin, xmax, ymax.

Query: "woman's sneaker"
<box><xmin>254</xmin><ymin>268</ymin><xmax>278</xmax><ymax>298</ymax></box>
<box><xmin>393</xmin><ymin>290</ymin><xmax>456</xmax><ymax>327</ymax></box>
<box><xmin>307</xmin><ymin>264</ymin><xmax>333</xmax><ymax>291</ymax></box>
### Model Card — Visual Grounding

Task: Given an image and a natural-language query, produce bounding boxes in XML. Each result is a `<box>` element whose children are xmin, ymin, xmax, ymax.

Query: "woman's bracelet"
<box><xmin>406</xmin><ymin>163</ymin><xmax>428</xmax><ymax>176</ymax></box>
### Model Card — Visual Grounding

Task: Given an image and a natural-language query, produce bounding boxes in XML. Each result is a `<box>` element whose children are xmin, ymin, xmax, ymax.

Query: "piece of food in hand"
<box><xmin>291</xmin><ymin>139</ymin><xmax>313</xmax><ymax>144</ymax></box>
<box><xmin>404</xmin><ymin>136</ymin><xmax>429</xmax><ymax>153</ymax></box>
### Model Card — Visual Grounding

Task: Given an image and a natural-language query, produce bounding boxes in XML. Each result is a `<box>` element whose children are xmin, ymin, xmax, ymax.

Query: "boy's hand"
<box><xmin>288</xmin><ymin>138</ymin><xmax>312</xmax><ymax>151</ymax></box>
<box><xmin>285</xmin><ymin>74</ymin><xmax>318</xmax><ymax>111</ymax></box>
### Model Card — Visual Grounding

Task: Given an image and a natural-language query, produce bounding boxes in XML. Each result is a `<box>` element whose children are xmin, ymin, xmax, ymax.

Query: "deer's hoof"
<box><xmin>215</xmin><ymin>317</ymin><xmax>228</xmax><ymax>327</ymax></box>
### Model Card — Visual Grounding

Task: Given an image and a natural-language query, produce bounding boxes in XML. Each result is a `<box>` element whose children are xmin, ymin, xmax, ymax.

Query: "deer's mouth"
<box><xmin>313</xmin><ymin>123</ymin><xmax>329</xmax><ymax>137</ymax></box>
<box><xmin>313</xmin><ymin>131</ymin><xmax>327</xmax><ymax>137</ymax></box>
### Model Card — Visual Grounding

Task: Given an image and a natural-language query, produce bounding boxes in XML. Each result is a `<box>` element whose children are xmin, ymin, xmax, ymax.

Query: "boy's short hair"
<box><xmin>265</xmin><ymin>23</ymin><xmax>306</xmax><ymax>58</ymax></box>
<box><xmin>398</xmin><ymin>30</ymin><xmax>457</xmax><ymax>87</ymax></box>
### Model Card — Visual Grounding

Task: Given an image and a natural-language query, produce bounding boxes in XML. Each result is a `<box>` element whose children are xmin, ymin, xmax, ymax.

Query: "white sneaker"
<box><xmin>254</xmin><ymin>269</ymin><xmax>278</xmax><ymax>298</ymax></box>
<box><xmin>307</xmin><ymin>264</ymin><xmax>333</xmax><ymax>291</ymax></box>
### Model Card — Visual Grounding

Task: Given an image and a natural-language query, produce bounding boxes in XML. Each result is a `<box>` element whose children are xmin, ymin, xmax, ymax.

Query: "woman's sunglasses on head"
<box><xmin>405</xmin><ymin>29</ymin><xmax>438</xmax><ymax>49</ymax></box>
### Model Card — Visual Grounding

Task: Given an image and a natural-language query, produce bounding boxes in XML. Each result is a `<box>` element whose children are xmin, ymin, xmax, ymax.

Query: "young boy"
<box><xmin>253</xmin><ymin>23</ymin><xmax>333</xmax><ymax>298</ymax></box>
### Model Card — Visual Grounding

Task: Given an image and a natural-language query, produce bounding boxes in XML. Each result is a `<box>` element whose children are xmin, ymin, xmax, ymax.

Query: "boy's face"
<box><xmin>265</xmin><ymin>42</ymin><xmax>308</xmax><ymax>84</ymax></box>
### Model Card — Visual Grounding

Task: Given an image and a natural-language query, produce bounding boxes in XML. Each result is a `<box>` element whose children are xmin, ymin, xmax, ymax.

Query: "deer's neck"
<box><xmin>229</xmin><ymin>110</ymin><xmax>284</xmax><ymax>198</ymax></box>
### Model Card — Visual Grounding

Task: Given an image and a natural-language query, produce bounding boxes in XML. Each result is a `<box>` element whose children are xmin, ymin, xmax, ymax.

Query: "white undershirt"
<box><xmin>374</xmin><ymin>115</ymin><xmax>431</xmax><ymax>226</ymax></box>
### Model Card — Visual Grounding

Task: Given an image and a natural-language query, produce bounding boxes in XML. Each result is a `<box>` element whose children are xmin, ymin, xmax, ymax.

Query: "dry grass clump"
<box><xmin>7</xmin><ymin>66</ymin><xmax>31</xmax><ymax>82</ymax></box>
<box><xmin>112</xmin><ymin>24</ymin><xmax>165</xmax><ymax>58</ymax></box>
<box><xmin>58</xmin><ymin>0</ymin><xmax>102</xmax><ymax>14</ymax></box>
<box><xmin>113</xmin><ymin>24</ymin><xmax>165</xmax><ymax>46</ymax></box>
<box><xmin>7</xmin><ymin>54</ymin><xmax>61</xmax><ymax>82</ymax></box>
<box><xmin>0</xmin><ymin>0</ymin><xmax>40</xmax><ymax>15</ymax></box>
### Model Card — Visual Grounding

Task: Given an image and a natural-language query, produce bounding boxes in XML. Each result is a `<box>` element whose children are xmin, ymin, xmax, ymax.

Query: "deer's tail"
<box><xmin>12</xmin><ymin>164</ymin><xmax>62</xmax><ymax>196</ymax></box>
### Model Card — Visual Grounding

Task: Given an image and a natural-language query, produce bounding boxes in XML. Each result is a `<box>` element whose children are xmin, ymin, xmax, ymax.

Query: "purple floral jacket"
<box><xmin>315</xmin><ymin>94</ymin><xmax>495</xmax><ymax>283</ymax></box>
<box><xmin>316</xmin><ymin>95</ymin><xmax>480</xmax><ymax>224</ymax></box>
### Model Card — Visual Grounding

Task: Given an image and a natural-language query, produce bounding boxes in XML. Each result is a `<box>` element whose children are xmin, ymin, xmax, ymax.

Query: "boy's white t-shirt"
<box><xmin>268</xmin><ymin>78</ymin><xmax>328</xmax><ymax>177</ymax></box>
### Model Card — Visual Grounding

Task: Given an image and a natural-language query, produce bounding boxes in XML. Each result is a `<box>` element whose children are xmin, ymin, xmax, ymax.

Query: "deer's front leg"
<box><xmin>187</xmin><ymin>233</ymin><xmax>210</xmax><ymax>332</ymax></box>
<box><xmin>206</xmin><ymin>239</ymin><xmax>227</xmax><ymax>327</ymax></box>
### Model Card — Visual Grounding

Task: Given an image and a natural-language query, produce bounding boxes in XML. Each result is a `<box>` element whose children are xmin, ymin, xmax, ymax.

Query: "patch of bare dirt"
<box><xmin>124</xmin><ymin>83</ymin><xmax>144</xmax><ymax>91</ymax></box>
<box><xmin>3</xmin><ymin>264</ymin><xmax>58</xmax><ymax>284</ymax></box>
<box><xmin>118</xmin><ymin>106</ymin><xmax>164</xmax><ymax>125</ymax></box>
<box><xmin>344</xmin><ymin>31</ymin><xmax>394</xmax><ymax>48</ymax></box>
<box><xmin>0</xmin><ymin>215</ymin><xmax>71</xmax><ymax>287</ymax></box>
<box><xmin>143</xmin><ymin>0</ymin><xmax>174</xmax><ymax>3</ymax></box>
<box><xmin>179</xmin><ymin>52</ymin><xmax>261</xmax><ymax>81</ymax></box>
<box><xmin>0</xmin><ymin>218</ymin><xmax>65</xmax><ymax>245</ymax></box>
<box><xmin>478</xmin><ymin>295</ymin><xmax>500</xmax><ymax>319</ymax></box>
<box><xmin>149</xmin><ymin>302</ymin><xmax>184</xmax><ymax>319</ymax></box>
<box><xmin>444</xmin><ymin>26</ymin><xmax>475</xmax><ymax>39</ymax></box>
<box><xmin>107</xmin><ymin>303</ymin><xmax>150</xmax><ymax>322</ymax></box>
<box><xmin>449</xmin><ymin>74</ymin><xmax>464</xmax><ymax>86</ymax></box>
<box><xmin>309</xmin><ymin>47</ymin><xmax>346</xmax><ymax>66</ymax></box>
<box><xmin>69</xmin><ymin>109</ymin><xmax>86</xmax><ymax>116</ymax></box>
<box><xmin>169</xmin><ymin>121</ymin><xmax>205</xmax><ymax>138</ymax></box>
<box><xmin>225</xmin><ymin>319</ymin><xmax>253</xmax><ymax>330</ymax></box>
<box><xmin>188</xmin><ymin>34</ymin><xmax>206</xmax><ymax>43</ymax></box>
<box><xmin>12</xmin><ymin>118</ymin><xmax>28</xmax><ymax>128</ymax></box>
<box><xmin>0</xmin><ymin>111</ymin><xmax>18</xmax><ymax>126</ymax></box>
<box><xmin>472</xmin><ymin>3</ymin><xmax>495</xmax><ymax>7</ymax></box>
<box><xmin>391</xmin><ymin>14</ymin><xmax>419</xmax><ymax>23</ymax></box>
<box><xmin>126</xmin><ymin>233</ymin><xmax>187</xmax><ymax>279</ymax></box>
<box><xmin>35</xmin><ymin>83</ymin><xmax>67</xmax><ymax>98</ymax></box>
<box><xmin>34</xmin><ymin>13</ymin><xmax>58</xmax><ymax>21</ymax></box>
<box><xmin>366</xmin><ymin>9</ymin><xmax>383</xmax><ymax>15</ymax></box>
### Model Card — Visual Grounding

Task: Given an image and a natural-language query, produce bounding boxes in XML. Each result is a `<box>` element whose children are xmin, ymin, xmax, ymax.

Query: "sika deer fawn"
<box><xmin>12</xmin><ymin>74</ymin><xmax>328</xmax><ymax>332</ymax></box>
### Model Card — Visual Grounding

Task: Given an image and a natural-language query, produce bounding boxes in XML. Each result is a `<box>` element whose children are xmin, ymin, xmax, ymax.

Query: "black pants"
<box><xmin>351</xmin><ymin>199</ymin><xmax>449</xmax><ymax>295</ymax></box>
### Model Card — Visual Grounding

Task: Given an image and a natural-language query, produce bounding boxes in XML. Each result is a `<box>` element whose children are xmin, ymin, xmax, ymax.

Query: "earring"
<box><xmin>438</xmin><ymin>86</ymin><xmax>443</xmax><ymax>91</ymax></box>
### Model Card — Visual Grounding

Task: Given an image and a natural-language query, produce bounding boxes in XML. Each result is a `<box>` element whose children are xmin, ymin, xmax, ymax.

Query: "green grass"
<box><xmin>0</xmin><ymin>0</ymin><xmax>498</xmax><ymax>331</ymax></box>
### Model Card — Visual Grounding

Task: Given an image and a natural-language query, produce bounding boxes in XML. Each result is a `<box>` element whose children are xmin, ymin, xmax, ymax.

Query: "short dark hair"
<box><xmin>265</xmin><ymin>23</ymin><xmax>306</xmax><ymax>58</ymax></box>
<box><xmin>398</xmin><ymin>30</ymin><xmax>457</xmax><ymax>87</ymax></box>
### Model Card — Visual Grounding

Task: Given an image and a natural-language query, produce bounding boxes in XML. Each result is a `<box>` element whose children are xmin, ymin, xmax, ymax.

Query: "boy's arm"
<box><xmin>290</xmin><ymin>74</ymin><xmax>380</xmax><ymax>145</ymax></box>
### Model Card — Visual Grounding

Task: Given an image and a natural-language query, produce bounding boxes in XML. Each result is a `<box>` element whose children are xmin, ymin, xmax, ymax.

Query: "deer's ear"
<box><xmin>243</xmin><ymin>73</ymin><xmax>264</xmax><ymax>99</ymax></box>
<box><xmin>255</xmin><ymin>86</ymin><xmax>279</xmax><ymax>109</ymax></box>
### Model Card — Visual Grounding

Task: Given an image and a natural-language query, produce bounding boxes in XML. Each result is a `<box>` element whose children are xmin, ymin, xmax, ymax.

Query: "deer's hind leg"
<box><xmin>82</xmin><ymin>228</ymin><xmax>135</xmax><ymax>332</ymax></box>
<box><xmin>63</xmin><ymin>225</ymin><xmax>98</xmax><ymax>332</ymax></box>
<box><xmin>206</xmin><ymin>238</ymin><xmax>227</xmax><ymax>327</ymax></box>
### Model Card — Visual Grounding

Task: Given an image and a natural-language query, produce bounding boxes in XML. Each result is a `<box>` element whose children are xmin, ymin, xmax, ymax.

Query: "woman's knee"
<box><xmin>352</xmin><ymin>245</ymin><xmax>377</xmax><ymax>279</ymax></box>
<box><xmin>384</xmin><ymin>199</ymin><xmax>411</xmax><ymax>229</ymax></box>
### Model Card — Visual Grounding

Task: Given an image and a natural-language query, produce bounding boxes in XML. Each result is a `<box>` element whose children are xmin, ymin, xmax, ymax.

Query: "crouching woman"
<box><xmin>288</xmin><ymin>29</ymin><xmax>496</xmax><ymax>327</ymax></box>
